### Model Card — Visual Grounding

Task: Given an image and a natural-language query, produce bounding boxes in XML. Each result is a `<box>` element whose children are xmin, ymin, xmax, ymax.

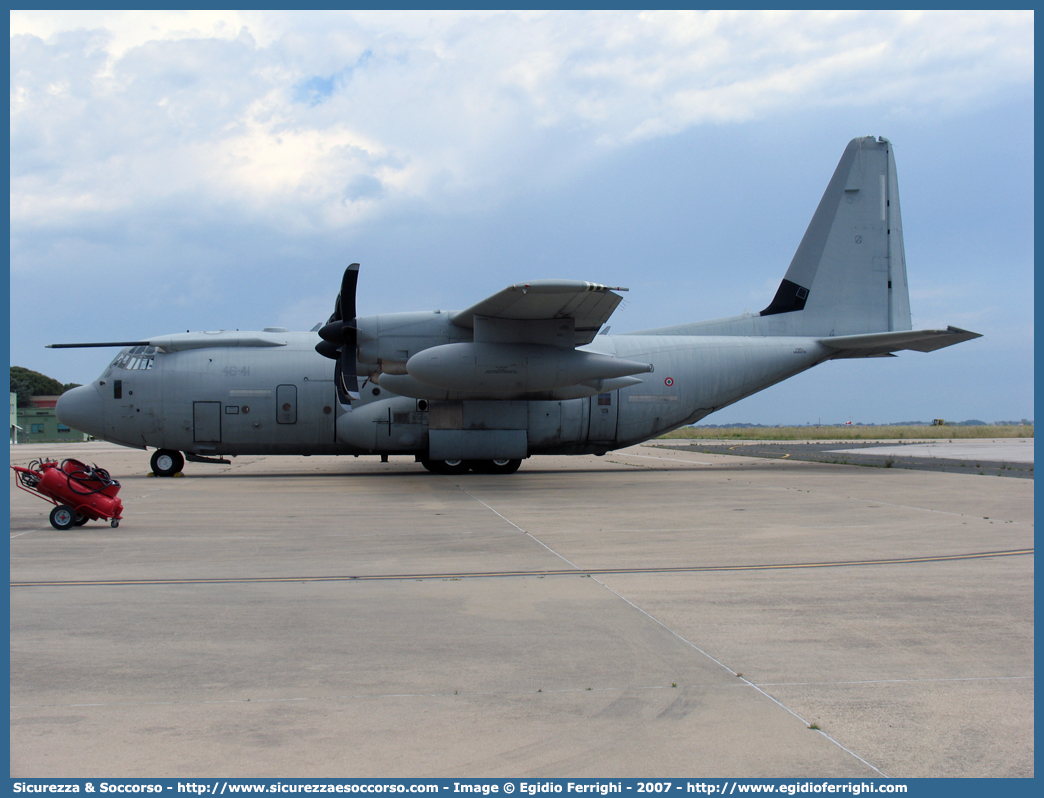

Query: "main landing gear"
<box><xmin>420</xmin><ymin>459</ymin><xmax>522</xmax><ymax>475</ymax></box>
<box><xmin>150</xmin><ymin>449</ymin><xmax>185</xmax><ymax>477</ymax></box>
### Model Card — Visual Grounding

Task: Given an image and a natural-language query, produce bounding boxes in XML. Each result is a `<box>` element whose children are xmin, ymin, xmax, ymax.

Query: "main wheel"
<box><xmin>420</xmin><ymin>459</ymin><xmax>471</xmax><ymax>475</ymax></box>
<box><xmin>73</xmin><ymin>514</ymin><xmax>90</xmax><ymax>526</ymax></box>
<box><xmin>151</xmin><ymin>449</ymin><xmax>184</xmax><ymax>477</ymax></box>
<box><xmin>49</xmin><ymin>505</ymin><xmax>76</xmax><ymax>530</ymax></box>
<box><xmin>470</xmin><ymin>459</ymin><xmax>522</xmax><ymax>475</ymax></box>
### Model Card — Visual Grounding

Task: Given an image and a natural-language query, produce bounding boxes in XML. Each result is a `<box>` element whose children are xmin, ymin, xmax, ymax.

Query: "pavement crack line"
<box><xmin>10</xmin><ymin>681</ymin><xmax>746</xmax><ymax>711</ymax></box>
<box><xmin>453</xmin><ymin>481</ymin><xmax>887</xmax><ymax>778</ymax></box>
<box><xmin>11</xmin><ymin>551</ymin><xmax>1032</xmax><ymax>587</ymax></box>
<box><xmin>454</xmin><ymin>483</ymin><xmax>583</xmax><ymax>569</ymax></box>
<box><xmin>10</xmin><ymin>527</ymin><xmax>45</xmax><ymax>539</ymax></box>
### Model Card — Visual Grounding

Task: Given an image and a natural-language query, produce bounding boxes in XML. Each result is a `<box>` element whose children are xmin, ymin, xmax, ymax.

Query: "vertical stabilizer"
<box><xmin>759</xmin><ymin>136</ymin><xmax>912</xmax><ymax>336</ymax></box>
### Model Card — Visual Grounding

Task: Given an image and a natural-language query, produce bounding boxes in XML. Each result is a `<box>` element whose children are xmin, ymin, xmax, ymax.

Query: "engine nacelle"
<box><xmin>405</xmin><ymin>343</ymin><xmax>652</xmax><ymax>395</ymax></box>
<box><xmin>355</xmin><ymin>312</ymin><xmax>467</xmax><ymax>367</ymax></box>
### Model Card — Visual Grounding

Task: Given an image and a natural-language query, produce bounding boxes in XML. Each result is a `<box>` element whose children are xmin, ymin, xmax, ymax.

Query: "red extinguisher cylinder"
<box><xmin>37</xmin><ymin>460</ymin><xmax>123</xmax><ymax>521</ymax></box>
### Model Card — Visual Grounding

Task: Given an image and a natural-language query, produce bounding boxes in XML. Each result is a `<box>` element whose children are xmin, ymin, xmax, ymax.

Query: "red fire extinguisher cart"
<box><xmin>12</xmin><ymin>459</ymin><xmax>124</xmax><ymax>529</ymax></box>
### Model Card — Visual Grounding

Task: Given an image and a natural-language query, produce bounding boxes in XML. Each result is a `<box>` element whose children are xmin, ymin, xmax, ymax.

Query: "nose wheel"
<box><xmin>150</xmin><ymin>449</ymin><xmax>185</xmax><ymax>477</ymax></box>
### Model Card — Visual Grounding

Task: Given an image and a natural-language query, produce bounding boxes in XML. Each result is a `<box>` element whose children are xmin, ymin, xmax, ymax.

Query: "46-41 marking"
<box><xmin>222</xmin><ymin>366</ymin><xmax>251</xmax><ymax>377</ymax></box>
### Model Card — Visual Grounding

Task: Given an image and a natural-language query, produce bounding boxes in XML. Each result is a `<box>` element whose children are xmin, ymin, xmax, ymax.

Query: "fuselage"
<box><xmin>56</xmin><ymin>330</ymin><xmax>831</xmax><ymax>459</ymax></box>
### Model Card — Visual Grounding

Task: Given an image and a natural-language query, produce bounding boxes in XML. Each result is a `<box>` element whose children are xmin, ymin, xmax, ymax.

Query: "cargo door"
<box><xmin>193</xmin><ymin>401</ymin><xmax>222</xmax><ymax>443</ymax></box>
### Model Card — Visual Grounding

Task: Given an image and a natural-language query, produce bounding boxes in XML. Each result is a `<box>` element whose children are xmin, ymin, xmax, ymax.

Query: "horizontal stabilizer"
<box><xmin>819</xmin><ymin>326</ymin><xmax>981</xmax><ymax>358</ymax></box>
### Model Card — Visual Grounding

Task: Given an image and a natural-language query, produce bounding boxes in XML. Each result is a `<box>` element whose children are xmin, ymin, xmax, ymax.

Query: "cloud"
<box><xmin>9</xmin><ymin>10</ymin><xmax>1034</xmax><ymax>421</ymax></box>
<box><xmin>11</xmin><ymin>10</ymin><xmax>1032</xmax><ymax>238</ymax></box>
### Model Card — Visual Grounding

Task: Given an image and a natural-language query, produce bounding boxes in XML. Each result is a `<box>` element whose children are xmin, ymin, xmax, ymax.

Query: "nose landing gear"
<box><xmin>150</xmin><ymin>449</ymin><xmax>185</xmax><ymax>477</ymax></box>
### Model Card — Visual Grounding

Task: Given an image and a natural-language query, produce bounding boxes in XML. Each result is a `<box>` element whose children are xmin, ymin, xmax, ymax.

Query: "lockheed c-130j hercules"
<box><xmin>53</xmin><ymin>137</ymin><xmax>980</xmax><ymax>476</ymax></box>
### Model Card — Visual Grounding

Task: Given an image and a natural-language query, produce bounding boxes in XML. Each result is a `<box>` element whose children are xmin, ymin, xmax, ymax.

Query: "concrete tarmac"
<box><xmin>659</xmin><ymin>439</ymin><xmax>1034</xmax><ymax>479</ymax></box>
<box><xmin>829</xmin><ymin>439</ymin><xmax>1035</xmax><ymax>463</ymax></box>
<box><xmin>9</xmin><ymin>442</ymin><xmax>1034</xmax><ymax>778</ymax></box>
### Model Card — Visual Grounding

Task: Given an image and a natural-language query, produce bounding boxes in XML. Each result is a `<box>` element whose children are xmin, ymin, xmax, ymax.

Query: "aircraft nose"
<box><xmin>56</xmin><ymin>384</ymin><xmax>105</xmax><ymax>439</ymax></box>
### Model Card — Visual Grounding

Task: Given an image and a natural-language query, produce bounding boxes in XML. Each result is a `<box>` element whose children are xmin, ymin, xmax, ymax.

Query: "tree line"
<box><xmin>10</xmin><ymin>366</ymin><xmax>80</xmax><ymax>406</ymax></box>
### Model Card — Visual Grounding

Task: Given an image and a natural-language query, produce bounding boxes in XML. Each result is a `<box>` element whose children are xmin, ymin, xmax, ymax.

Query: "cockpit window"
<box><xmin>110</xmin><ymin>345</ymin><xmax>157</xmax><ymax>370</ymax></box>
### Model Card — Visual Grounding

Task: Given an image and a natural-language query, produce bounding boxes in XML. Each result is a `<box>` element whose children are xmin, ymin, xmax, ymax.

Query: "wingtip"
<box><xmin>945</xmin><ymin>325</ymin><xmax>983</xmax><ymax>339</ymax></box>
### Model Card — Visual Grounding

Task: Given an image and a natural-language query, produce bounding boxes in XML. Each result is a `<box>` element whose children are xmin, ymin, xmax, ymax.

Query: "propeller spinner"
<box><xmin>316</xmin><ymin>263</ymin><xmax>361</xmax><ymax>401</ymax></box>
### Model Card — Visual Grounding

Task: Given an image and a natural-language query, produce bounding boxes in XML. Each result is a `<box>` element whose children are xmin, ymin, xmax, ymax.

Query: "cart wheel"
<box><xmin>110</xmin><ymin>520</ymin><xmax>120</xmax><ymax>528</ymax></box>
<box><xmin>73</xmin><ymin>514</ymin><xmax>89</xmax><ymax>527</ymax></box>
<box><xmin>50</xmin><ymin>506</ymin><xmax>76</xmax><ymax>530</ymax></box>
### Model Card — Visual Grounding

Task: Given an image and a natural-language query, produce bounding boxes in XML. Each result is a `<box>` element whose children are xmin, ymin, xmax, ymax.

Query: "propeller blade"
<box><xmin>340</xmin><ymin>346</ymin><xmax>359</xmax><ymax>394</ymax></box>
<box><xmin>341</xmin><ymin>263</ymin><xmax>360</xmax><ymax>322</ymax></box>
<box><xmin>320</xmin><ymin>263</ymin><xmax>362</xmax><ymax>401</ymax></box>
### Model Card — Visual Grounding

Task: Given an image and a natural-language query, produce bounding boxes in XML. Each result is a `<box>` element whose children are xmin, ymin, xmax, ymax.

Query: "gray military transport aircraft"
<box><xmin>53</xmin><ymin>137</ymin><xmax>980</xmax><ymax>476</ymax></box>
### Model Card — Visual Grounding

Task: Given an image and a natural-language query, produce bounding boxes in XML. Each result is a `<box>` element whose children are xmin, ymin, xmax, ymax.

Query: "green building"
<box><xmin>14</xmin><ymin>395</ymin><xmax>88</xmax><ymax>444</ymax></box>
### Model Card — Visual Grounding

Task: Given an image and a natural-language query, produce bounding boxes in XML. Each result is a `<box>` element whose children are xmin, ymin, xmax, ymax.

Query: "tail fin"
<box><xmin>759</xmin><ymin>136</ymin><xmax>912</xmax><ymax>335</ymax></box>
<box><xmin>634</xmin><ymin>137</ymin><xmax>915</xmax><ymax>339</ymax></box>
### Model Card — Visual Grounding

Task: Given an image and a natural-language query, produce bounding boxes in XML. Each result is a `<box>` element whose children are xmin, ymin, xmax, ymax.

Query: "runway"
<box><xmin>9</xmin><ymin>441</ymin><xmax>1034</xmax><ymax>778</ymax></box>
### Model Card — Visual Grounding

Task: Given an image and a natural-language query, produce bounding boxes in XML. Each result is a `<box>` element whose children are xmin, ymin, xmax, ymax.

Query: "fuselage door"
<box><xmin>276</xmin><ymin>384</ymin><xmax>298</xmax><ymax>424</ymax></box>
<box><xmin>193</xmin><ymin>401</ymin><xmax>222</xmax><ymax>443</ymax></box>
<box><xmin>587</xmin><ymin>391</ymin><xmax>619</xmax><ymax>443</ymax></box>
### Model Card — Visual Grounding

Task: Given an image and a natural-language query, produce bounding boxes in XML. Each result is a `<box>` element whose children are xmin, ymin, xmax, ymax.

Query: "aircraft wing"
<box><xmin>819</xmin><ymin>326</ymin><xmax>982</xmax><ymax>359</ymax></box>
<box><xmin>449</xmin><ymin>280</ymin><xmax>628</xmax><ymax>346</ymax></box>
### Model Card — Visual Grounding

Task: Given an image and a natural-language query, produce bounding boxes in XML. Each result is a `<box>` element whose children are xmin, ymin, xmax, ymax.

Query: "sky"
<box><xmin>9</xmin><ymin>10</ymin><xmax>1034</xmax><ymax>425</ymax></box>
